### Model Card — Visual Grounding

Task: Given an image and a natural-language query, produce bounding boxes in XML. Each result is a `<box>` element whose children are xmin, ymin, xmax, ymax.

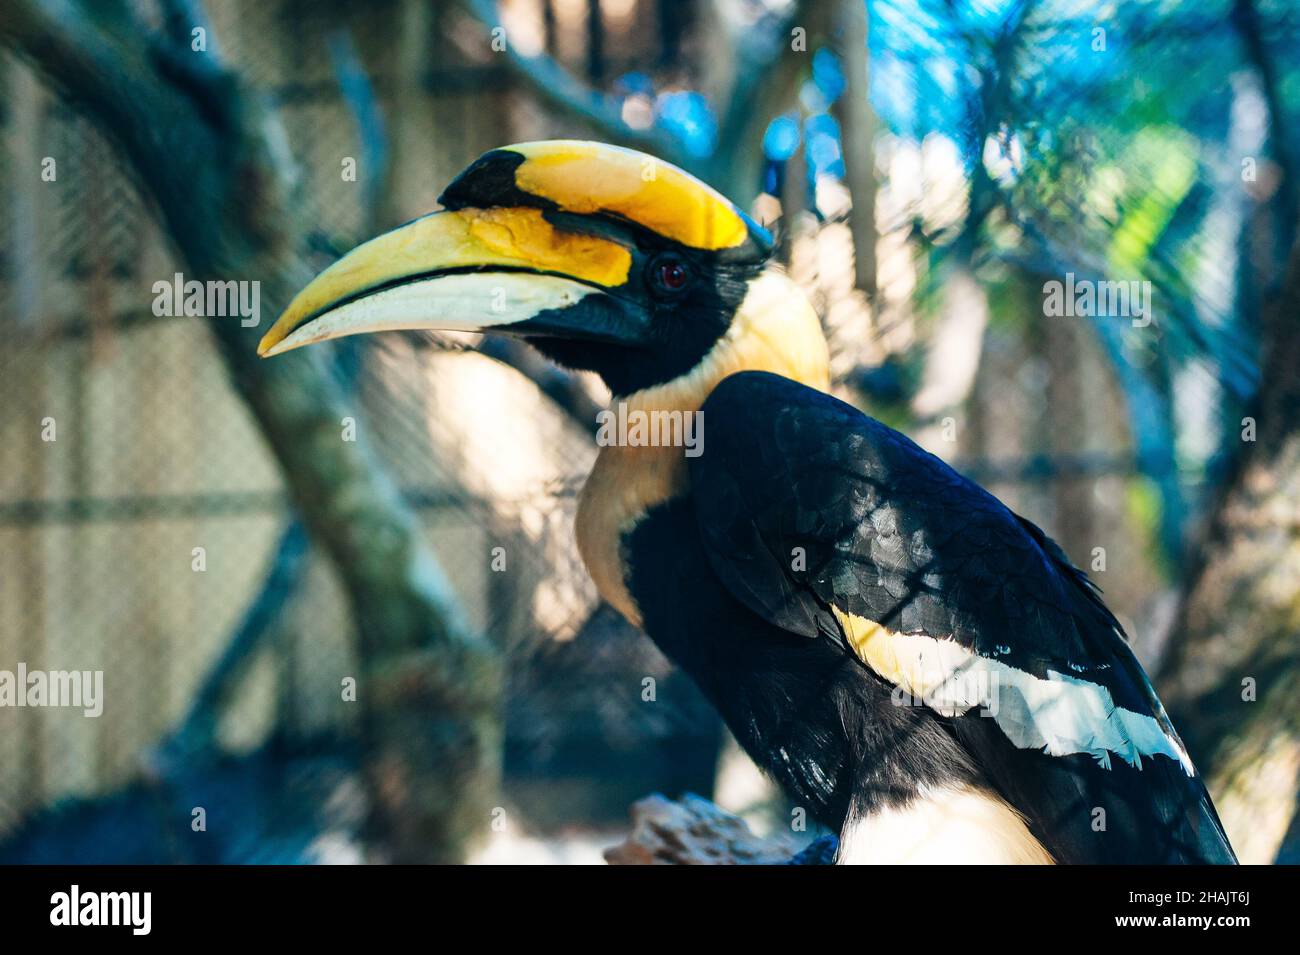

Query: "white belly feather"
<box><xmin>837</xmin><ymin>784</ymin><xmax>1056</xmax><ymax>865</ymax></box>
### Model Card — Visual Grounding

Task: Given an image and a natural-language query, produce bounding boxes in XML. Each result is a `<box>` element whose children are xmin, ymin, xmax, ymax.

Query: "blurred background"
<box><xmin>0</xmin><ymin>0</ymin><xmax>1296</xmax><ymax>864</ymax></box>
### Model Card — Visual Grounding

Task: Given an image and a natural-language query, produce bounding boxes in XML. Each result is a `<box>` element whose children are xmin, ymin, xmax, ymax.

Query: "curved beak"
<box><xmin>258</xmin><ymin>206</ymin><xmax>643</xmax><ymax>357</ymax></box>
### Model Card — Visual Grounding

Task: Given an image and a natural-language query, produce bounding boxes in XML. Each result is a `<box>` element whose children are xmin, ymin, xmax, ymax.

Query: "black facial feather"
<box><xmin>528</xmin><ymin>254</ymin><xmax>762</xmax><ymax>396</ymax></box>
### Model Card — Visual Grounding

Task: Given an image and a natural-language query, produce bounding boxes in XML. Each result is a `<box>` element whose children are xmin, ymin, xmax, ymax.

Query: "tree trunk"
<box><xmin>1157</xmin><ymin>218</ymin><xmax>1300</xmax><ymax>864</ymax></box>
<box><xmin>834</xmin><ymin>0</ymin><xmax>877</xmax><ymax>301</ymax></box>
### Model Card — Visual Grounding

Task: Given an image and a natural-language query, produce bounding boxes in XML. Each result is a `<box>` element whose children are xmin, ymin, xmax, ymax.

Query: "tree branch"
<box><xmin>460</xmin><ymin>0</ymin><xmax>810</xmax><ymax>201</ymax></box>
<box><xmin>462</xmin><ymin>0</ymin><xmax>691</xmax><ymax>168</ymax></box>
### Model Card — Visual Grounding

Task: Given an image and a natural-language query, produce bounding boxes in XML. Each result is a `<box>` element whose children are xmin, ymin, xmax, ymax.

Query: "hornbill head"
<box><xmin>259</xmin><ymin>141</ymin><xmax>828</xmax><ymax>398</ymax></box>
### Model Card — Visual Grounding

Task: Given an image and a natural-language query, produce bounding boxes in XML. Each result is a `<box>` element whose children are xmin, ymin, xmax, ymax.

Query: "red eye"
<box><xmin>655</xmin><ymin>259</ymin><xmax>689</xmax><ymax>292</ymax></box>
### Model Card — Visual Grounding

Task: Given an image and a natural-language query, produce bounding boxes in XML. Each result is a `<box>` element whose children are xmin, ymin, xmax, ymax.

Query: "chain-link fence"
<box><xmin>0</xmin><ymin>0</ymin><xmax>729</xmax><ymax>861</ymax></box>
<box><xmin>0</xmin><ymin>0</ymin><xmax>1254</xmax><ymax>861</ymax></box>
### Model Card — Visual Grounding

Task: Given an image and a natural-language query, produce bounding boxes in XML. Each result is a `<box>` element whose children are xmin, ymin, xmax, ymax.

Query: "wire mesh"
<box><xmin>0</xmin><ymin>0</ymin><xmax>1267</xmax><ymax>860</ymax></box>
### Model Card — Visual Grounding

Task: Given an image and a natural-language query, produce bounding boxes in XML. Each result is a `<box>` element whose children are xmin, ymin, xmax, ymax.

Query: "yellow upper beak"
<box><xmin>257</xmin><ymin>206</ymin><xmax>633</xmax><ymax>357</ymax></box>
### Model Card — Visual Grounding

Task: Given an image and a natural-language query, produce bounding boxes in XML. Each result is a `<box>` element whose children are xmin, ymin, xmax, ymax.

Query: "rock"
<box><xmin>604</xmin><ymin>793</ymin><xmax>800</xmax><ymax>865</ymax></box>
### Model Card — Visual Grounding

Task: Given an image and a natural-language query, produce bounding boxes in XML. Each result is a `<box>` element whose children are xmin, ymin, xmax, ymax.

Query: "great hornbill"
<box><xmin>259</xmin><ymin>140</ymin><xmax>1235</xmax><ymax>864</ymax></box>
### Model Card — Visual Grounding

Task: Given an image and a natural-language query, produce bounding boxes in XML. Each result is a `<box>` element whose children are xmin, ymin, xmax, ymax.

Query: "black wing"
<box><xmin>691</xmin><ymin>371</ymin><xmax>1235</xmax><ymax>864</ymax></box>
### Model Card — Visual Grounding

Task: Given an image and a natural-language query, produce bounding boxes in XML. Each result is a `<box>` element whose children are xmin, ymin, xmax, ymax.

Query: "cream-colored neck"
<box><xmin>575</xmin><ymin>270</ymin><xmax>830</xmax><ymax>626</ymax></box>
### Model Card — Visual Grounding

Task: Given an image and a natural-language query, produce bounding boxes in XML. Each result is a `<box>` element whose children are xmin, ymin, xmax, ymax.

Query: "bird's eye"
<box><xmin>650</xmin><ymin>255</ymin><xmax>691</xmax><ymax>294</ymax></box>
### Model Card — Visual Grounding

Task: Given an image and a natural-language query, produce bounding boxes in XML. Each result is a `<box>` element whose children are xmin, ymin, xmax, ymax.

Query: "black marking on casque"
<box><xmin>438</xmin><ymin>149</ymin><xmax>546</xmax><ymax>214</ymax></box>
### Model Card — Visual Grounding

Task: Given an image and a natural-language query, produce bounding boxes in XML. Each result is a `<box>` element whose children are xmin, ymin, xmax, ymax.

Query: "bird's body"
<box><xmin>582</xmin><ymin>368</ymin><xmax>1230</xmax><ymax>863</ymax></box>
<box><xmin>614</xmin><ymin>493</ymin><xmax>1048</xmax><ymax>863</ymax></box>
<box><xmin>260</xmin><ymin>140</ymin><xmax>1236</xmax><ymax>864</ymax></box>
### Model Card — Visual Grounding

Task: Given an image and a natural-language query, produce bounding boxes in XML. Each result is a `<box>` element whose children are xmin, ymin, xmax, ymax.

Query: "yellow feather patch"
<box><xmin>832</xmin><ymin>607</ymin><xmax>906</xmax><ymax>685</ymax></box>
